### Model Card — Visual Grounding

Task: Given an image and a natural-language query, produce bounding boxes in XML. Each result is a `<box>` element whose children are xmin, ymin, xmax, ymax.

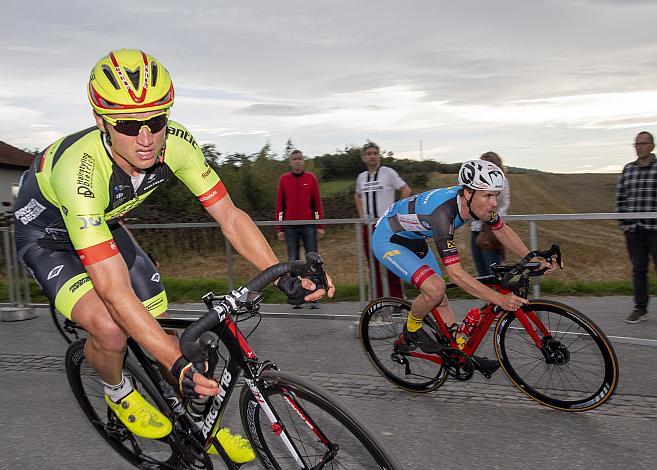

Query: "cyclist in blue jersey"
<box><xmin>371</xmin><ymin>159</ymin><xmax>557</xmax><ymax>374</ymax></box>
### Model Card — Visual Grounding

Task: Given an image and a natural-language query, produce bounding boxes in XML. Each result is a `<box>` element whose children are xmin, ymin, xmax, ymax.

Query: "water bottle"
<box><xmin>458</xmin><ymin>308</ymin><xmax>481</xmax><ymax>336</ymax></box>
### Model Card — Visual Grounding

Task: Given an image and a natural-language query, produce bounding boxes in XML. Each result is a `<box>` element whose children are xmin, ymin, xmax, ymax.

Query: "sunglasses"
<box><xmin>102</xmin><ymin>110</ymin><xmax>169</xmax><ymax>136</ymax></box>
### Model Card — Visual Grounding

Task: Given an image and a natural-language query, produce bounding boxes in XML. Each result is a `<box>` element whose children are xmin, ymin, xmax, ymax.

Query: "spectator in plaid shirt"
<box><xmin>615</xmin><ymin>131</ymin><xmax>656</xmax><ymax>323</ymax></box>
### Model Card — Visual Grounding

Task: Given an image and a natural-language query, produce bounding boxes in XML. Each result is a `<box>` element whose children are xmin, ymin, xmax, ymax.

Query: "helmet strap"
<box><xmin>465</xmin><ymin>189</ymin><xmax>480</xmax><ymax>221</ymax></box>
<box><xmin>102</xmin><ymin>123</ymin><xmax>112</xmax><ymax>147</ymax></box>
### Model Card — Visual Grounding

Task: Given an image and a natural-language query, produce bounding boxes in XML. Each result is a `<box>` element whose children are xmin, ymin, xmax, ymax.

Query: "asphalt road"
<box><xmin>0</xmin><ymin>296</ymin><xmax>655</xmax><ymax>470</ymax></box>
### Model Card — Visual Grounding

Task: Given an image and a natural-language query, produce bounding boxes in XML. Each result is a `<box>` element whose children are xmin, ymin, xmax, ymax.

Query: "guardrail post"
<box><xmin>366</xmin><ymin>220</ymin><xmax>377</xmax><ymax>300</ymax></box>
<box><xmin>225</xmin><ymin>238</ymin><xmax>234</xmax><ymax>292</ymax></box>
<box><xmin>355</xmin><ymin>223</ymin><xmax>366</xmax><ymax>305</ymax></box>
<box><xmin>3</xmin><ymin>230</ymin><xmax>16</xmax><ymax>305</ymax></box>
<box><xmin>529</xmin><ymin>221</ymin><xmax>540</xmax><ymax>297</ymax></box>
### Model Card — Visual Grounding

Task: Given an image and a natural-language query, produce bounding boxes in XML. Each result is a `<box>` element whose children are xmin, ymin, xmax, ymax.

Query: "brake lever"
<box><xmin>302</xmin><ymin>252</ymin><xmax>328</xmax><ymax>291</ymax></box>
<box><xmin>199</xmin><ymin>332</ymin><xmax>219</xmax><ymax>377</ymax></box>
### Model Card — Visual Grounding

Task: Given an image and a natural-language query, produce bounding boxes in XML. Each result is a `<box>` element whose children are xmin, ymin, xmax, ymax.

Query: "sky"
<box><xmin>1</xmin><ymin>0</ymin><xmax>656</xmax><ymax>173</ymax></box>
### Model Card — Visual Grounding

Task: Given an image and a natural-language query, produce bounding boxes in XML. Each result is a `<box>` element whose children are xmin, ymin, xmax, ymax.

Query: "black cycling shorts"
<box><xmin>17</xmin><ymin>223</ymin><xmax>167</xmax><ymax>319</ymax></box>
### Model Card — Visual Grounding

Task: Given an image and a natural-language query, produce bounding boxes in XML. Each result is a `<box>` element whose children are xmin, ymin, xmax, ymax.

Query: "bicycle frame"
<box><xmin>125</xmin><ymin>310</ymin><xmax>327</xmax><ymax>469</ymax></box>
<box><xmin>404</xmin><ymin>279</ymin><xmax>551</xmax><ymax>366</ymax></box>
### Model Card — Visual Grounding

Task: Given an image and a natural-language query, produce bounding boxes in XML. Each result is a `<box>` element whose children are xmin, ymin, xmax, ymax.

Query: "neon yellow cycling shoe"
<box><xmin>104</xmin><ymin>390</ymin><xmax>172</xmax><ymax>439</ymax></box>
<box><xmin>209</xmin><ymin>427</ymin><xmax>256</xmax><ymax>464</ymax></box>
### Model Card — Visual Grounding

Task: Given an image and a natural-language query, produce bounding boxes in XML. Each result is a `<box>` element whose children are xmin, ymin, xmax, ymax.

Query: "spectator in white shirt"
<box><xmin>355</xmin><ymin>142</ymin><xmax>411</xmax><ymax>298</ymax></box>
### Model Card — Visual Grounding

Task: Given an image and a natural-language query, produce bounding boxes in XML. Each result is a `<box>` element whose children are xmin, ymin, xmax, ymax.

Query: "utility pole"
<box><xmin>420</xmin><ymin>140</ymin><xmax>423</xmax><ymax>160</ymax></box>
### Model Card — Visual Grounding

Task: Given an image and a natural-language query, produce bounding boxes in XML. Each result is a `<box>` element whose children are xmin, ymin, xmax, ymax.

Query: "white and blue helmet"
<box><xmin>458</xmin><ymin>159</ymin><xmax>505</xmax><ymax>191</ymax></box>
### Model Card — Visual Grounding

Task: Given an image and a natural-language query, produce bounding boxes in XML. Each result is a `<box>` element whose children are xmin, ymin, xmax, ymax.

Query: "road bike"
<box><xmin>359</xmin><ymin>244</ymin><xmax>619</xmax><ymax>412</ymax></box>
<box><xmin>64</xmin><ymin>253</ymin><xmax>401</xmax><ymax>469</ymax></box>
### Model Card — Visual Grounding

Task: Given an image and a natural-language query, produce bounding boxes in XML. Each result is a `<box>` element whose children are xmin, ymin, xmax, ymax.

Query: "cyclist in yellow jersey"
<box><xmin>13</xmin><ymin>49</ymin><xmax>335</xmax><ymax>464</ymax></box>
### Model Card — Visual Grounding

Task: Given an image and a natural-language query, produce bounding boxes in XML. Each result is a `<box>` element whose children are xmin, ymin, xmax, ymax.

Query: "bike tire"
<box><xmin>65</xmin><ymin>339</ymin><xmax>212</xmax><ymax>469</ymax></box>
<box><xmin>359</xmin><ymin>297</ymin><xmax>447</xmax><ymax>392</ymax></box>
<box><xmin>239</xmin><ymin>369</ymin><xmax>401</xmax><ymax>470</ymax></box>
<box><xmin>494</xmin><ymin>299</ymin><xmax>619</xmax><ymax>412</ymax></box>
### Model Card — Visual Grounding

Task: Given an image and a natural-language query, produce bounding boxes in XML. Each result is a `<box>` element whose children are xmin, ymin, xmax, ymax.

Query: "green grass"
<box><xmin>320</xmin><ymin>179</ymin><xmax>354</xmax><ymax>196</ymax></box>
<box><xmin>0</xmin><ymin>277</ymin><xmax>361</xmax><ymax>304</ymax></box>
<box><xmin>162</xmin><ymin>277</ymin><xmax>362</xmax><ymax>303</ymax></box>
<box><xmin>1</xmin><ymin>277</ymin><xmax>654</xmax><ymax>304</ymax></box>
<box><xmin>0</xmin><ymin>280</ymin><xmax>48</xmax><ymax>303</ymax></box>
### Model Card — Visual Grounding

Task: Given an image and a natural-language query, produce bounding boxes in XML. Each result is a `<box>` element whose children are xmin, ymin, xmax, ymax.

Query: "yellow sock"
<box><xmin>406</xmin><ymin>313</ymin><xmax>424</xmax><ymax>332</ymax></box>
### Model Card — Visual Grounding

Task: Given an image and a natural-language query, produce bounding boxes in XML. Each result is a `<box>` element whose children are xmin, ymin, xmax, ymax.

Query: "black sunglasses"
<box><xmin>103</xmin><ymin>112</ymin><xmax>169</xmax><ymax>136</ymax></box>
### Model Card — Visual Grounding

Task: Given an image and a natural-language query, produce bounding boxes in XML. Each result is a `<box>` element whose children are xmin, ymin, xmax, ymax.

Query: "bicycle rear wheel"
<box><xmin>65</xmin><ymin>339</ymin><xmax>212</xmax><ymax>469</ymax></box>
<box><xmin>239</xmin><ymin>370</ymin><xmax>401</xmax><ymax>470</ymax></box>
<box><xmin>494</xmin><ymin>300</ymin><xmax>619</xmax><ymax>411</ymax></box>
<box><xmin>359</xmin><ymin>297</ymin><xmax>447</xmax><ymax>392</ymax></box>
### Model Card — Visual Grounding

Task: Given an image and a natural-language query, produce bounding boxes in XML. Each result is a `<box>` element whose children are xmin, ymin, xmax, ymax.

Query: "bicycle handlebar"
<box><xmin>498</xmin><ymin>243</ymin><xmax>562</xmax><ymax>288</ymax></box>
<box><xmin>179</xmin><ymin>252</ymin><xmax>327</xmax><ymax>366</ymax></box>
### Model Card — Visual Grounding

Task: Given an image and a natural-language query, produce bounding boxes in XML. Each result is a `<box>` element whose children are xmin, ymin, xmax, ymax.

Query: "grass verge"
<box><xmin>1</xmin><ymin>277</ymin><xmax>655</xmax><ymax>304</ymax></box>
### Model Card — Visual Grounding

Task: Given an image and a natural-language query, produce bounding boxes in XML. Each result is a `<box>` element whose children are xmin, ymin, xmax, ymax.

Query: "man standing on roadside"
<box><xmin>616</xmin><ymin>131</ymin><xmax>657</xmax><ymax>324</ymax></box>
<box><xmin>276</xmin><ymin>149</ymin><xmax>324</xmax><ymax>308</ymax></box>
<box><xmin>355</xmin><ymin>142</ymin><xmax>411</xmax><ymax>299</ymax></box>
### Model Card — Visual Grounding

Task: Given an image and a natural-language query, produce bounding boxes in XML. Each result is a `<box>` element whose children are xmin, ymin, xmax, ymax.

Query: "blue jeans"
<box><xmin>470</xmin><ymin>231</ymin><xmax>502</xmax><ymax>277</ymax></box>
<box><xmin>284</xmin><ymin>225</ymin><xmax>318</xmax><ymax>261</ymax></box>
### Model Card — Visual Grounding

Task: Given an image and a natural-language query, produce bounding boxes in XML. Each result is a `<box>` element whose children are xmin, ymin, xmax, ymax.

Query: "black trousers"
<box><xmin>284</xmin><ymin>225</ymin><xmax>318</xmax><ymax>261</ymax></box>
<box><xmin>624</xmin><ymin>230</ymin><xmax>657</xmax><ymax>311</ymax></box>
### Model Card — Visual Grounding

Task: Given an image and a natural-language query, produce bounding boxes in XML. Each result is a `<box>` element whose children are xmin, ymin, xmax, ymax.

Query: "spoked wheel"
<box><xmin>51</xmin><ymin>304</ymin><xmax>86</xmax><ymax>344</ymax></box>
<box><xmin>494</xmin><ymin>300</ymin><xmax>619</xmax><ymax>411</ymax></box>
<box><xmin>359</xmin><ymin>297</ymin><xmax>447</xmax><ymax>392</ymax></box>
<box><xmin>65</xmin><ymin>339</ymin><xmax>212</xmax><ymax>469</ymax></box>
<box><xmin>239</xmin><ymin>370</ymin><xmax>400</xmax><ymax>470</ymax></box>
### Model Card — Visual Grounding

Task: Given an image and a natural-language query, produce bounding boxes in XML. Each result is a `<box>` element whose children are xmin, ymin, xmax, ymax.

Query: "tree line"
<box><xmin>139</xmin><ymin>142</ymin><xmax>455</xmax><ymax>223</ymax></box>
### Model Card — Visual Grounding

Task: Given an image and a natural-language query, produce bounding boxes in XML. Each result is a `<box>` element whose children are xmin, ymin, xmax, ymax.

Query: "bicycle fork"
<box><xmin>513</xmin><ymin>308</ymin><xmax>549</xmax><ymax>349</ymax></box>
<box><xmin>244</xmin><ymin>377</ymin><xmax>336</xmax><ymax>470</ymax></box>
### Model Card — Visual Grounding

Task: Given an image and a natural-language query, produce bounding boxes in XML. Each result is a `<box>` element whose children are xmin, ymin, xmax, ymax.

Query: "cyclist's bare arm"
<box><xmin>493</xmin><ymin>224</ymin><xmax>558</xmax><ymax>272</ymax></box>
<box><xmin>86</xmin><ymin>256</ymin><xmax>219</xmax><ymax>395</ymax></box>
<box><xmin>491</xmin><ymin>223</ymin><xmax>530</xmax><ymax>258</ymax></box>
<box><xmin>205</xmin><ymin>196</ymin><xmax>336</xmax><ymax>300</ymax></box>
<box><xmin>445</xmin><ymin>262</ymin><xmax>527</xmax><ymax>311</ymax></box>
<box><xmin>206</xmin><ymin>195</ymin><xmax>279</xmax><ymax>271</ymax></box>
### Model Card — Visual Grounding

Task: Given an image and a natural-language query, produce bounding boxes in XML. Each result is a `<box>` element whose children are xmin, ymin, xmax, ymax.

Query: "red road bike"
<box><xmin>360</xmin><ymin>244</ymin><xmax>619</xmax><ymax>412</ymax></box>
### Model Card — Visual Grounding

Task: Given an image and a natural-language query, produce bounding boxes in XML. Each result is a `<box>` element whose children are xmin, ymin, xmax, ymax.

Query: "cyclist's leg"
<box><xmin>372</xmin><ymin>230</ymin><xmax>445</xmax><ymax>352</ymax></box>
<box><xmin>373</xmin><ymin>230</ymin><xmax>451</xmax><ymax>320</ymax></box>
<box><xmin>19</xmin><ymin>240</ymin><xmax>127</xmax><ymax>384</ymax></box>
<box><xmin>112</xmin><ymin>224</ymin><xmax>168</xmax><ymax>317</ymax></box>
<box><xmin>20</xmin><ymin>233</ymin><xmax>171</xmax><ymax>438</ymax></box>
<box><xmin>410</xmin><ymin>274</ymin><xmax>456</xmax><ymax>327</ymax></box>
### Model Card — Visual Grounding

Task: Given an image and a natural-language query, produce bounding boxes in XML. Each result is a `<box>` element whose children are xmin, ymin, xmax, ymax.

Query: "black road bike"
<box><xmin>64</xmin><ymin>254</ymin><xmax>400</xmax><ymax>469</ymax></box>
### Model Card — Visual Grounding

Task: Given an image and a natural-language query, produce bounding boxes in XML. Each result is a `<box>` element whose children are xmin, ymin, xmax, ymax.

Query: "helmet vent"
<box><xmin>125</xmin><ymin>68</ymin><xmax>141</xmax><ymax>90</ymax></box>
<box><xmin>151</xmin><ymin>62</ymin><xmax>159</xmax><ymax>87</ymax></box>
<box><xmin>101</xmin><ymin>65</ymin><xmax>120</xmax><ymax>90</ymax></box>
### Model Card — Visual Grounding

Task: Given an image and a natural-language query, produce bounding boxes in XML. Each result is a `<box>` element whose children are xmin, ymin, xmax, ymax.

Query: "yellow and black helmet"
<box><xmin>88</xmin><ymin>49</ymin><xmax>174</xmax><ymax>115</ymax></box>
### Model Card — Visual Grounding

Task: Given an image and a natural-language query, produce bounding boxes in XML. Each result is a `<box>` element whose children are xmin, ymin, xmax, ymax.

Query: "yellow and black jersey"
<box><xmin>14</xmin><ymin>121</ymin><xmax>226</xmax><ymax>266</ymax></box>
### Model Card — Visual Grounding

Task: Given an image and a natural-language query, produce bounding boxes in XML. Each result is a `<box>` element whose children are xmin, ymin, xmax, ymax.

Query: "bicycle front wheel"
<box><xmin>494</xmin><ymin>300</ymin><xmax>619</xmax><ymax>411</ymax></box>
<box><xmin>65</xmin><ymin>339</ymin><xmax>212</xmax><ymax>469</ymax></box>
<box><xmin>239</xmin><ymin>370</ymin><xmax>401</xmax><ymax>470</ymax></box>
<box><xmin>360</xmin><ymin>297</ymin><xmax>447</xmax><ymax>392</ymax></box>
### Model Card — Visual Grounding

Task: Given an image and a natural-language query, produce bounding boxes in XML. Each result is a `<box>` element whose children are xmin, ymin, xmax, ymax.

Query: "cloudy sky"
<box><xmin>2</xmin><ymin>0</ymin><xmax>656</xmax><ymax>173</ymax></box>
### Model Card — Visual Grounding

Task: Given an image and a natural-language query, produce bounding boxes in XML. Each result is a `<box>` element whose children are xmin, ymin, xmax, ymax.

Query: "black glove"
<box><xmin>170</xmin><ymin>355</ymin><xmax>202</xmax><ymax>398</ymax></box>
<box><xmin>276</xmin><ymin>272</ymin><xmax>327</xmax><ymax>305</ymax></box>
<box><xmin>276</xmin><ymin>273</ymin><xmax>306</xmax><ymax>305</ymax></box>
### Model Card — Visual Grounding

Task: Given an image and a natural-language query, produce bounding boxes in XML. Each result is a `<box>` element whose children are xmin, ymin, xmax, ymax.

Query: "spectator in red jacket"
<box><xmin>276</xmin><ymin>150</ymin><xmax>324</xmax><ymax>308</ymax></box>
